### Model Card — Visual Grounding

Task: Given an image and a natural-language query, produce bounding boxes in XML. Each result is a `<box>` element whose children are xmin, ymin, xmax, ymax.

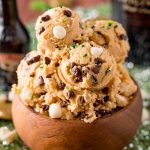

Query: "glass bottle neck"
<box><xmin>0</xmin><ymin>0</ymin><xmax>19</xmax><ymax>25</ymax></box>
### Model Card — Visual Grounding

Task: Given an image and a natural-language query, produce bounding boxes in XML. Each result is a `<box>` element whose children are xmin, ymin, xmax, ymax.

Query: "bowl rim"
<box><xmin>14</xmin><ymin>82</ymin><xmax>142</xmax><ymax>124</ymax></box>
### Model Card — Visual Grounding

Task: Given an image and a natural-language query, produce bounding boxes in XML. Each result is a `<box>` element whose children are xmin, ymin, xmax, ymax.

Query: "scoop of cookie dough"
<box><xmin>35</xmin><ymin>7</ymin><xmax>83</xmax><ymax>49</ymax></box>
<box><xmin>83</xmin><ymin>19</ymin><xmax>130</xmax><ymax>63</ymax></box>
<box><xmin>58</xmin><ymin>42</ymin><xmax>117</xmax><ymax>90</ymax></box>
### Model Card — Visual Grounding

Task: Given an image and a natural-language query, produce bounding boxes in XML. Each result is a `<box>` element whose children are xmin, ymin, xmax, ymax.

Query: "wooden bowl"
<box><xmin>12</xmin><ymin>85</ymin><xmax>142</xmax><ymax>150</ymax></box>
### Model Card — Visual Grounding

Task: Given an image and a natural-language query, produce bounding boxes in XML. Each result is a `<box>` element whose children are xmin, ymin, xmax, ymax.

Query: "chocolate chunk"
<box><xmin>70</xmin><ymin>62</ymin><xmax>77</xmax><ymax>69</ymax></box>
<box><xmin>75</xmin><ymin>76</ymin><xmax>83</xmax><ymax>83</ymax></box>
<box><xmin>91</xmin><ymin>75</ymin><xmax>98</xmax><ymax>84</ymax></box>
<box><xmin>95</xmin><ymin>109</ymin><xmax>112</xmax><ymax>117</ymax></box>
<box><xmin>94</xmin><ymin>58</ymin><xmax>104</xmax><ymax>65</ymax></box>
<box><xmin>91</xmin><ymin>25</ymin><xmax>95</xmax><ymax>29</ymax></box>
<box><xmin>44</xmin><ymin>57</ymin><xmax>51</xmax><ymax>65</ymax></box>
<box><xmin>67</xmin><ymin>90</ymin><xmax>75</xmax><ymax>99</ymax></box>
<box><xmin>82</xmin><ymin>67</ymin><xmax>89</xmax><ymax>76</ymax></box>
<box><xmin>119</xmin><ymin>34</ymin><xmax>127</xmax><ymax>40</ymax></box>
<box><xmin>55</xmin><ymin>62</ymin><xmax>60</xmax><ymax>67</ymax></box>
<box><xmin>79</xmin><ymin>96</ymin><xmax>85</xmax><ymax>105</ymax></box>
<box><xmin>75</xmin><ymin>112</ymin><xmax>82</xmax><ymax>118</ymax></box>
<box><xmin>102</xmin><ymin>87</ymin><xmax>109</xmax><ymax>94</ymax></box>
<box><xmin>93</xmin><ymin>99</ymin><xmax>101</xmax><ymax>107</ymax></box>
<box><xmin>81</xmin><ymin>112</ymin><xmax>88</xmax><ymax>120</ymax></box>
<box><xmin>79</xmin><ymin>23</ymin><xmax>83</xmax><ymax>29</ymax></box>
<box><xmin>39</xmin><ymin>27</ymin><xmax>45</xmax><ymax>35</ymax></box>
<box><xmin>59</xmin><ymin>83</ymin><xmax>66</xmax><ymax>90</ymax></box>
<box><xmin>103</xmin><ymin>95</ymin><xmax>109</xmax><ymax>102</ymax></box>
<box><xmin>60</xmin><ymin>100</ymin><xmax>68</xmax><ymax>107</ymax></box>
<box><xmin>27</xmin><ymin>55</ymin><xmax>40</xmax><ymax>65</ymax></box>
<box><xmin>37</xmin><ymin>91</ymin><xmax>47</xmax><ymax>97</ymax></box>
<box><xmin>72</xmin><ymin>68</ymin><xmax>82</xmax><ymax>77</ymax></box>
<box><xmin>63</xmin><ymin>10</ymin><xmax>72</xmax><ymax>17</ymax></box>
<box><xmin>39</xmin><ymin>76</ymin><xmax>45</xmax><ymax>86</ymax></box>
<box><xmin>102</xmin><ymin>43</ymin><xmax>108</xmax><ymax>49</ymax></box>
<box><xmin>46</xmin><ymin>74</ymin><xmax>52</xmax><ymax>78</ymax></box>
<box><xmin>42</xmin><ymin>104</ymin><xmax>49</xmax><ymax>111</ymax></box>
<box><xmin>91</xmin><ymin>66</ymin><xmax>100</xmax><ymax>74</ymax></box>
<box><xmin>41</xmin><ymin>15</ymin><xmax>50</xmax><ymax>22</ymax></box>
<box><xmin>113</xmin><ymin>106</ymin><xmax>123</xmax><ymax>112</ymax></box>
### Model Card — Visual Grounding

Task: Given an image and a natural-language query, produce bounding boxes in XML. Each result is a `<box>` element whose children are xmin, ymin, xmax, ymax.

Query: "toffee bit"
<box><xmin>91</xmin><ymin>66</ymin><xmax>100</xmax><ymax>74</ymax></box>
<box><xmin>93</xmin><ymin>99</ymin><xmax>101</xmax><ymax>107</ymax></box>
<box><xmin>103</xmin><ymin>95</ymin><xmax>109</xmax><ymax>102</ymax></box>
<box><xmin>94</xmin><ymin>57</ymin><xmax>104</xmax><ymax>65</ymax></box>
<box><xmin>90</xmin><ymin>75</ymin><xmax>98</xmax><ymax>85</ymax></box>
<box><xmin>39</xmin><ymin>27</ymin><xmax>45</xmax><ymax>35</ymax></box>
<box><xmin>55</xmin><ymin>62</ymin><xmax>60</xmax><ymax>67</ymax></box>
<box><xmin>27</xmin><ymin>55</ymin><xmax>40</xmax><ymax>65</ymax></box>
<box><xmin>41</xmin><ymin>15</ymin><xmax>50</xmax><ymax>22</ymax></box>
<box><xmin>44</xmin><ymin>57</ymin><xmax>51</xmax><ymax>65</ymax></box>
<box><xmin>102</xmin><ymin>87</ymin><xmax>109</xmax><ymax>94</ymax></box>
<box><xmin>67</xmin><ymin>90</ymin><xmax>75</xmax><ymax>99</ymax></box>
<box><xmin>46</xmin><ymin>74</ymin><xmax>52</xmax><ymax>78</ymax></box>
<box><xmin>79</xmin><ymin>96</ymin><xmax>86</xmax><ymax>105</ymax></box>
<box><xmin>59</xmin><ymin>82</ymin><xmax>66</xmax><ymax>90</ymax></box>
<box><xmin>119</xmin><ymin>34</ymin><xmax>127</xmax><ymax>40</ymax></box>
<box><xmin>42</xmin><ymin>104</ymin><xmax>49</xmax><ymax>111</ymax></box>
<box><xmin>39</xmin><ymin>76</ymin><xmax>45</xmax><ymax>86</ymax></box>
<box><xmin>63</xmin><ymin>10</ymin><xmax>72</xmax><ymax>17</ymax></box>
<box><xmin>30</xmin><ymin>73</ymin><xmax>35</xmax><ymax>77</ymax></box>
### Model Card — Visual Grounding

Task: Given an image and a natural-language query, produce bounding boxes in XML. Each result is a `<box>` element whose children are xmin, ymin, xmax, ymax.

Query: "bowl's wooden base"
<box><xmin>12</xmin><ymin>86</ymin><xmax>142</xmax><ymax>150</ymax></box>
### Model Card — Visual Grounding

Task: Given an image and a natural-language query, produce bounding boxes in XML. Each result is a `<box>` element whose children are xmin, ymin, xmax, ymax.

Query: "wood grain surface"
<box><xmin>12</xmin><ymin>85</ymin><xmax>142</xmax><ymax>150</ymax></box>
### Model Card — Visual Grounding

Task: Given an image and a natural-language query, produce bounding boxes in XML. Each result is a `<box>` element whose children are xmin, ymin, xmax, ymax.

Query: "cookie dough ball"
<box><xmin>58</xmin><ymin>42</ymin><xmax>116</xmax><ymax>90</ymax></box>
<box><xmin>35</xmin><ymin>7</ymin><xmax>83</xmax><ymax>49</ymax></box>
<box><xmin>83</xmin><ymin>19</ymin><xmax>130</xmax><ymax>63</ymax></box>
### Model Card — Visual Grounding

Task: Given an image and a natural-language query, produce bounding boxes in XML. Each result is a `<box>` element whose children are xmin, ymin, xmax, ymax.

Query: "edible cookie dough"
<box><xmin>35</xmin><ymin>7</ymin><xmax>82</xmax><ymax>52</ymax></box>
<box><xmin>13</xmin><ymin>7</ymin><xmax>137</xmax><ymax>123</ymax></box>
<box><xmin>82</xmin><ymin>19</ymin><xmax>130</xmax><ymax>63</ymax></box>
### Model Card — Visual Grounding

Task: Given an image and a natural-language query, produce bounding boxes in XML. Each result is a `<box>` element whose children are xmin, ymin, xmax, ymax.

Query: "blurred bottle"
<box><xmin>0</xmin><ymin>0</ymin><xmax>30</xmax><ymax>101</ymax></box>
<box><xmin>112</xmin><ymin>0</ymin><xmax>150</xmax><ymax>66</ymax></box>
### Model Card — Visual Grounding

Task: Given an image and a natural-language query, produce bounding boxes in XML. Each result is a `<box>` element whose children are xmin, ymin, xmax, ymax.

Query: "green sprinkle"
<box><xmin>40</xmin><ymin>61</ymin><xmax>45</xmax><ymax>68</ymax></box>
<box><xmin>16</xmin><ymin>88</ymin><xmax>21</xmax><ymax>94</ymax></box>
<box><xmin>66</xmin><ymin>64</ymin><xmax>69</xmax><ymax>68</ymax></box>
<box><xmin>63</xmin><ymin>18</ymin><xmax>68</xmax><ymax>23</ymax></box>
<box><xmin>108</xmin><ymin>21</ymin><xmax>113</xmax><ymax>27</ymax></box>
<box><xmin>72</xmin><ymin>43</ymin><xmax>79</xmax><ymax>49</ymax></box>
<box><xmin>83</xmin><ymin>24</ymin><xmax>88</xmax><ymax>29</ymax></box>
<box><xmin>101</xmin><ymin>25</ymin><xmax>105</xmax><ymax>28</ymax></box>
<box><xmin>29</xmin><ymin>94</ymin><xmax>33</xmax><ymax>100</ymax></box>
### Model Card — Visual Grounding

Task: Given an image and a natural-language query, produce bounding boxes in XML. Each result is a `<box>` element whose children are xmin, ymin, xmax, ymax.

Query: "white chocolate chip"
<box><xmin>0</xmin><ymin>127</ymin><xmax>17</xmax><ymax>145</ymax></box>
<box><xmin>91</xmin><ymin>47</ymin><xmax>104</xmax><ymax>57</ymax></box>
<box><xmin>116</xmin><ymin>94</ymin><xmax>128</xmax><ymax>107</ymax></box>
<box><xmin>53</xmin><ymin>25</ymin><xmax>66</xmax><ymax>39</ymax></box>
<box><xmin>20</xmin><ymin>87</ymin><xmax>33</xmax><ymax>102</ymax></box>
<box><xmin>49</xmin><ymin>103</ymin><xmax>62</xmax><ymax>118</ymax></box>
